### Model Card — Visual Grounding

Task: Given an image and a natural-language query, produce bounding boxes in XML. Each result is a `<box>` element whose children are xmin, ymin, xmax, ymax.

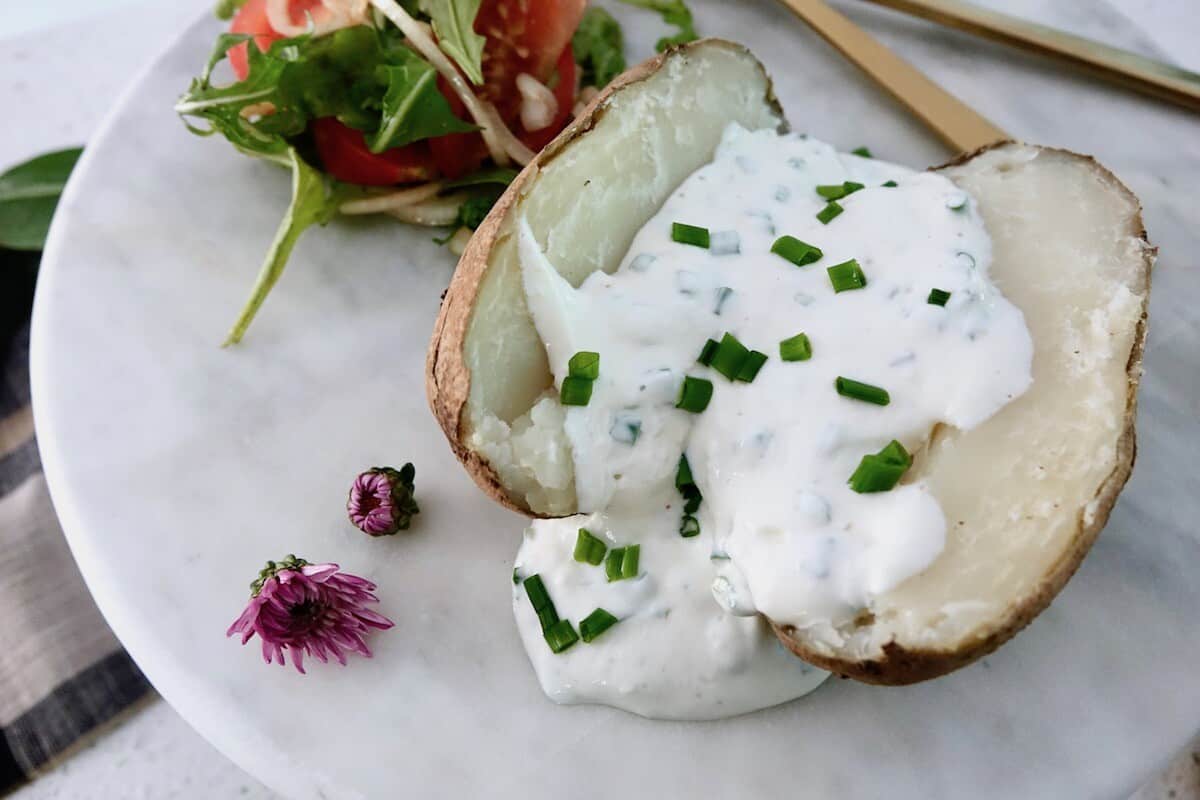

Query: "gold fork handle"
<box><xmin>862</xmin><ymin>0</ymin><xmax>1200</xmax><ymax>113</ymax></box>
<box><xmin>775</xmin><ymin>0</ymin><xmax>1009</xmax><ymax>153</ymax></box>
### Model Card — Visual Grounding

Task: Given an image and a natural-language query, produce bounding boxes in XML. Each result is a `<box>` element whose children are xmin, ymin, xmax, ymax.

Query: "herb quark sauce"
<box><xmin>511</xmin><ymin>125</ymin><xmax>1033</xmax><ymax>720</ymax></box>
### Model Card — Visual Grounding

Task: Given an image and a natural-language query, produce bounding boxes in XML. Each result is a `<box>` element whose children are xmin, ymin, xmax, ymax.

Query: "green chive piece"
<box><xmin>573</xmin><ymin>528</ymin><xmax>607</xmax><ymax>566</ymax></box>
<box><xmin>579</xmin><ymin>608</ymin><xmax>619</xmax><ymax>643</ymax></box>
<box><xmin>544</xmin><ymin>618</ymin><xmax>579</xmax><ymax>653</ymax></box>
<box><xmin>827</xmin><ymin>259</ymin><xmax>867</xmax><ymax>292</ymax></box>
<box><xmin>512</xmin><ymin>568</ymin><xmax>520</xmax><ymax>585</ymax></box>
<box><xmin>882</xmin><ymin>180</ymin><xmax>898</xmax><ymax>188</ymax></box>
<box><xmin>697</xmin><ymin>338</ymin><xmax>719</xmax><ymax>366</ymax></box>
<box><xmin>849</xmin><ymin>440</ymin><xmax>913</xmax><ymax>493</ymax></box>
<box><xmin>816</xmin><ymin>201</ymin><xmax>843</xmax><ymax>225</ymax></box>
<box><xmin>771</xmin><ymin>235</ymin><xmax>823</xmax><ymax>267</ymax></box>
<box><xmin>836</xmin><ymin>376</ymin><xmax>891</xmax><ymax>406</ymax></box>
<box><xmin>735</xmin><ymin>350</ymin><xmax>768</xmax><ymax>383</ymax></box>
<box><xmin>927</xmin><ymin>288</ymin><xmax>951</xmax><ymax>306</ymax></box>
<box><xmin>523</xmin><ymin>574</ymin><xmax>560</xmax><ymax>633</ymax></box>
<box><xmin>683</xmin><ymin>493</ymin><xmax>700</xmax><ymax>514</ymax></box>
<box><xmin>672</xmin><ymin>222</ymin><xmax>710</xmax><ymax>248</ymax></box>
<box><xmin>605</xmin><ymin>547</ymin><xmax>626</xmax><ymax>581</ymax></box>
<box><xmin>842</xmin><ymin>181</ymin><xmax>865</xmax><ymax>195</ymax></box>
<box><xmin>676</xmin><ymin>376</ymin><xmax>714</xmax><ymax>413</ymax></box>
<box><xmin>710</xmin><ymin>332</ymin><xmax>750</xmax><ymax>381</ymax></box>
<box><xmin>568</xmin><ymin>351</ymin><xmax>600</xmax><ymax>380</ymax></box>
<box><xmin>620</xmin><ymin>544</ymin><xmax>640</xmax><ymax>579</ymax></box>
<box><xmin>779</xmin><ymin>333</ymin><xmax>812</xmax><ymax>362</ymax></box>
<box><xmin>675</xmin><ymin>454</ymin><xmax>694</xmax><ymax>490</ymax></box>
<box><xmin>679</xmin><ymin>515</ymin><xmax>700</xmax><ymax>538</ymax></box>
<box><xmin>816</xmin><ymin>184</ymin><xmax>847</xmax><ymax>200</ymax></box>
<box><xmin>852</xmin><ymin>146</ymin><xmax>872</xmax><ymax>157</ymax></box>
<box><xmin>560</xmin><ymin>376</ymin><xmax>593</xmax><ymax>406</ymax></box>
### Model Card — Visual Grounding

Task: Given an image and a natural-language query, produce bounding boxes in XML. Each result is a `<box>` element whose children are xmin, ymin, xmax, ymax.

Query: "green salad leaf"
<box><xmin>618</xmin><ymin>0</ymin><xmax>699</xmax><ymax>51</ymax></box>
<box><xmin>572</xmin><ymin>7</ymin><xmax>626</xmax><ymax>88</ymax></box>
<box><xmin>223</xmin><ymin>148</ymin><xmax>346</xmax><ymax>346</ymax></box>
<box><xmin>0</xmin><ymin>147</ymin><xmax>84</xmax><ymax>251</ymax></box>
<box><xmin>370</xmin><ymin>51</ymin><xmax>477</xmax><ymax>152</ymax></box>
<box><xmin>423</xmin><ymin>0</ymin><xmax>487</xmax><ymax>85</ymax></box>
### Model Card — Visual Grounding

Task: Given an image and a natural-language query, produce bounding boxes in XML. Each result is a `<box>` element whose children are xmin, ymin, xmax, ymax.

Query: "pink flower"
<box><xmin>227</xmin><ymin>555</ymin><xmax>393</xmax><ymax>674</ymax></box>
<box><xmin>347</xmin><ymin>464</ymin><xmax>419</xmax><ymax>536</ymax></box>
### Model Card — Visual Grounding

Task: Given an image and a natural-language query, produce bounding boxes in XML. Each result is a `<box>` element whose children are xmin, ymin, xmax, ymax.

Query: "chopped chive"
<box><xmin>672</xmin><ymin>222</ymin><xmax>710</xmax><ymax>248</ymax></box>
<box><xmin>573</xmin><ymin>528</ymin><xmax>608</xmax><ymax>565</ymax></box>
<box><xmin>605</xmin><ymin>548</ymin><xmax>625</xmax><ymax>581</ymax></box>
<box><xmin>816</xmin><ymin>183</ymin><xmax>847</xmax><ymax>200</ymax></box>
<box><xmin>683</xmin><ymin>491</ymin><xmax>701</xmax><ymax>514</ymax></box>
<box><xmin>842</xmin><ymin>181</ymin><xmax>865</xmax><ymax>195</ymax></box>
<box><xmin>779</xmin><ymin>333</ymin><xmax>812</xmax><ymax>362</ymax></box>
<box><xmin>735</xmin><ymin>350</ymin><xmax>768</xmax><ymax>383</ymax></box>
<box><xmin>816</xmin><ymin>201</ymin><xmax>843</xmax><ymax>225</ymax></box>
<box><xmin>523</xmin><ymin>574</ymin><xmax>560</xmax><ymax>633</ymax></box>
<box><xmin>849</xmin><ymin>440</ymin><xmax>912</xmax><ymax>493</ymax></box>
<box><xmin>697</xmin><ymin>338</ymin><xmax>719</xmax><ymax>366</ymax></box>
<box><xmin>560</xmin><ymin>376</ymin><xmax>593</xmax><ymax>406</ymax></box>
<box><xmin>927</xmin><ymin>288</ymin><xmax>951</xmax><ymax>306</ymax></box>
<box><xmin>770</xmin><ymin>235</ymin><xmax>823</xmax><ymax>267</ymax></box>
<box><xmin>836</xmin><ymin>376</ymin><xmax>890</xmax><ymax>406</ymax></box>
<box><xmin>710</xmin><ymin>332</ymin><xmax>750</xmax><ymax>381</ymax></box>
<box><xmin>676</xmin><ymin>376</ymin><xmax>714</xmax><ymax>413</ymax></box>
<box><xmin>512</xmin><ymin>568</ymin><xmax>520</xmax><ymax>585</ymax></box>
<box><xmin>827</xmin><ymin>259</ymin><xmax>867</xmax><ymax>292</ymax></box>
<box><xmin>620</xmin><ymin>544</ymin><xmax>640</xmax><ymax>579</ymax></box>
<box><xmin>680</xmin><ymin>515</ymin><xmax>700</xmax><ymax>538</ymax></box>
<box><xmin>544</xmin><ymin>618</ymin><xmax>579</xmax><ymax>653</ymax></box>
<box><xmin>675</xmin><ymin>454</ymin><xmax>694</xmax><ymax>490</ymax></box>
<box><xmin>536</xmin><ymin>606</ymin><xmax>560</xmax><ymax>632</ymax></box>
<box><xmin>579</xmin><ymin>608</ymin><xmax>619</xmax><ymax>643</ymax></box>
<box><xmin>713</xmin><ymin>286</ymin><xmax>735</xmax><ymax>315</ymax></box>
<box><xmin>568</xmin><ymin>351</ymin><xmax>600</xmax><ymax>380</ymax></box>
<box><xmin>851</xmin><ymin>146</ymin><xmax>872</xmax><ymax>157</ymax></box>
<box><xmin>882</xmin><ymin>180</ymin><xmax>898</xmax><ymax>188</ymax></box>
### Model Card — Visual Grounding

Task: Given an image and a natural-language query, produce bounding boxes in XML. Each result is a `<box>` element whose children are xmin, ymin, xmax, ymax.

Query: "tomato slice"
<box><xmin>475</xmin><ymin>0</ymin><xmax>586</xmax><ymax>119</ymax></box>
<box><xmin>228</xmin><ymin>0</ymin><xmax>324</xmax><ymax>81</ymax></box>
<box><xmin>311</xmin><ymin>118</ymin><xmax>437</xmax><ymax>186</ymax></box>
<box><xmin>518</xmin><ymin>44</ymin><xmax>577</xmax><ymax>152</ymax></box>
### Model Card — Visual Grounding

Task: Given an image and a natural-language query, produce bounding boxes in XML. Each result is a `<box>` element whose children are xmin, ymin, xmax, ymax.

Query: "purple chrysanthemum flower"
<box><xmin>347</xmin><ymin>464</ymin><xmax>419</xmax><ymax>536</ymax></box>
<box><xmin>227</xmin><ymin>555</ymin><xmax>393</xmax><ymax>674</ymax></box>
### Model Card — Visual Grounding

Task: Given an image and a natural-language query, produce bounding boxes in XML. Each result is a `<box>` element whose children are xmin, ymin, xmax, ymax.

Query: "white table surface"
<box><xmin>5</xmin><ymin>2</ymin><xmax>1197</xmax><ymax>798</ymax></box>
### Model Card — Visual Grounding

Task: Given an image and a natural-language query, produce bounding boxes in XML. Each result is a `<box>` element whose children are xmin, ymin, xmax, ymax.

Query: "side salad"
<box><xmin>177</xmin><ymin>0</ymin><xmax>699</xmax><ymax>344</ymax></box>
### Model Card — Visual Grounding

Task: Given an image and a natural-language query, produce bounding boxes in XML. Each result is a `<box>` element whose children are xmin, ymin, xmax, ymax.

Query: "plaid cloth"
<box><xmin>0</xmin><ymin>249</ymin><xmax>151</xmax><ymax>793</ymax></box>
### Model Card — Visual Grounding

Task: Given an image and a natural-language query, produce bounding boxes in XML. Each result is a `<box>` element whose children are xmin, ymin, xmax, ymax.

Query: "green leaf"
<box><xmin>423</xmin><ymin>0</ymin><xmax>486</xmax><ymax>85</ymax></box>
<box><xmin>617</xmin><ymin>0</ymin><xmax>699</xmax><ymax>51</ymax></box>
<box><xmin>572</xmin><ymin>7</ymin><xmax>626</xmax><ymax>88</ymax></box>
<box><xmin>0</xmin><ymin>147</ymin><xmax>83</xmax><ymax>251</ymax></box>
<box><xmin>214</xmin><ymin>0</ymin><xmax>249</xmax><ymax>20</ymax></box>
<box><xmin>368</xmin><ymin>54</ymin><xmax>476</xmax><ymax>152</ymax></box>
<box><xmin>223</xmin><ymin>149</ymin><xmax>343</xmax><ymax>345</ymax></box>
<box><xmin>442</xmin><ymin>167</ymin><xmax>518</xmax><ymax>189</ymax></box>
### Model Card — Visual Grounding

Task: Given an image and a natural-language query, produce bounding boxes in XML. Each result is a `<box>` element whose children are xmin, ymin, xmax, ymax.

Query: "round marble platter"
<box><xmin>30</xmin><ymin>1</ymin><xmax>1200</xmax><ymax>798</ymax></box>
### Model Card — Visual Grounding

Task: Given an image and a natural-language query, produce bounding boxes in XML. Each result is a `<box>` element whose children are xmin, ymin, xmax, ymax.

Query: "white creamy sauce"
<box><xmin>511</xmin><ymin>125</ymin><xmax>1033</xmax><ymax>719</ymax></box>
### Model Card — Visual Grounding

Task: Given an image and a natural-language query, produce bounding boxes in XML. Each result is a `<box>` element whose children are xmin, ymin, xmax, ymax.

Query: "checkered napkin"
<box><xmin>0</xmin><ymin>250</ymin><xmax>150</xmax><ymax>792</ymax></box>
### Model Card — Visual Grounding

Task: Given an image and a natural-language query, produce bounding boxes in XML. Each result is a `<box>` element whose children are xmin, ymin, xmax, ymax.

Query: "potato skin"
<box><xmin>772</xmin><ymin>142</ymin><xmax>1153</xmax><ymax>685</ymax></box>
<box><xmin>425</xmin><ymin>40</ymin><xmax>782</xmax><ymax>518</ymax></box>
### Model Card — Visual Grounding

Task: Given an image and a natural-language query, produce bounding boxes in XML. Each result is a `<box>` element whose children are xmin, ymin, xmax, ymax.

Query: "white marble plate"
<box><xmin>30</xmin><ymin>2</ymin><xmax>1200</xmax><ymax>798</ymax></box>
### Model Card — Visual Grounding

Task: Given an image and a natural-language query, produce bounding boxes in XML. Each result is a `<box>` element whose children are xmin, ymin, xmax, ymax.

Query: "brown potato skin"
<box><xmin>772</xmin><ymin>142</ymin><xmax>1154</xmax><ymax>685</ymax></box>
<box><xmin>425</xmin><ymin>40</ymin><xmax>782</xmax><ymax>517</ymax></box>
<box><xmin>425</xmin><ymin>47</ymin><xmax>1153</xmax><ymax>685</ymax></box>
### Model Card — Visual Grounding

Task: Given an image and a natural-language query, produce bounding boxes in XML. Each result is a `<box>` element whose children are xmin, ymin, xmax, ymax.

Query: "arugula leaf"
<box><xmin>573</xmin><ymin>7</ymin><xmax>626</xmax><ymax>88</ymax></box>
<box><xmin>214</xmin><ymin>0</ymin><xmax>249</xmax><ymax>20</ymax></box>
<box><xmin>369</xmin><ymin>53</ymin><xmax>476</xmax><ymax>152</ymax></box>
<box><xmin>422</xmin><ymin>0</ymin><xmax>486</xmax><ymax>85</ymax></box>
<box><xmin>442</xmin><ymin>167</ymin><xmax>518</xmax><ymax>189</ymax></box>
<box><xmin>617</xmin><ymin>0</ymin><xmax>699</xmax><ymax>51</ymax></box>
<box><xmin>0</xmin><ymin>147</ymin><xmax>83</xmax><ymax>251</ymax></box>
<box><xmin>224</xmin><ymin>148</ymin><xmax>345</xmax><ymax>345</ymax></box>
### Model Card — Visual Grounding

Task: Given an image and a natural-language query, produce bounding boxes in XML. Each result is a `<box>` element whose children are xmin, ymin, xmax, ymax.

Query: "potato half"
<box><xmin>426</xmin><ymin>40</ymin><xmax>1153</xmax><ymax>683</ymax></box>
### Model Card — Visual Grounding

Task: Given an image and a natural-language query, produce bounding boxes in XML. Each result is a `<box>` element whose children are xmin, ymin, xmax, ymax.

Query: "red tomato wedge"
<box><xmin>311</xmin><ymin>118</ymin><xmax>437</xmax><ymax>186</ymax></box>
<box><xmin>228</xmin><ymin>0</ymin><xmax>324</xmax><ymax>81</ymax></box>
